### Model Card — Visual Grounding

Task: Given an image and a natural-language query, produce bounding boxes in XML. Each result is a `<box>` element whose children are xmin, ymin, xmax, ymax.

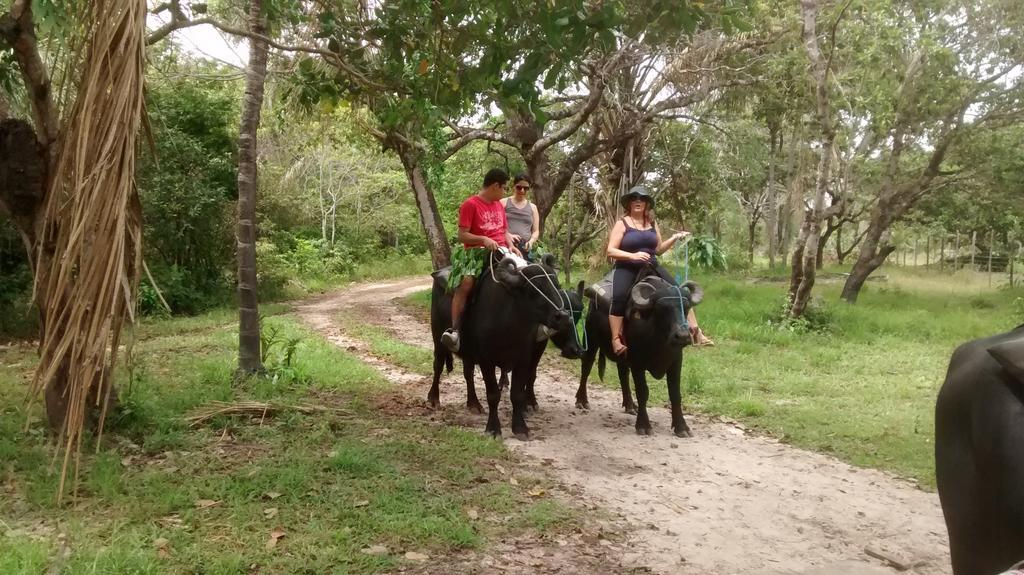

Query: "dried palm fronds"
<box><xmin>28</xmin><ymin>0</ymin><xmax>147</xmax><ymax>503</ymax></box>
<box><xmin>185</xmin><ymin>401</ymin><xmax>351</xmax><ymax>427</ymax></box>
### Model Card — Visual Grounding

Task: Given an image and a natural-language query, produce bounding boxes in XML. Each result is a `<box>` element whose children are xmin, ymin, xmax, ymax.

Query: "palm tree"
<box><xmin>236</xmin><ymin>0</ymin><xmax>269</xmax><ymax>374</ymax></box>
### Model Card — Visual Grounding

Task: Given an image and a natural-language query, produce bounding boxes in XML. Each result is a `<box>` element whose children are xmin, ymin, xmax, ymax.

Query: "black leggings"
<box><xmin>610</xmin><ymin>263</ymin><xmax>675</xmax><ymax>315</ymax></box>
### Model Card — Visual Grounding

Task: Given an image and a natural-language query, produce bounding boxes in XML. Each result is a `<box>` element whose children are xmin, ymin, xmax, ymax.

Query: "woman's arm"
<box><xmin>528</xmin><ymin>203</ymin><xmax>541</xmax><ymax>248</ymax></box>
<box><xmin>607</xmin><ymin>220</ymin><xmax>646</xmax><ymax>262</ymax></box>
<box><xmin>656</xmin><ymin>223</ymin><xmax>689</xmax><ymax>255</ymax></box>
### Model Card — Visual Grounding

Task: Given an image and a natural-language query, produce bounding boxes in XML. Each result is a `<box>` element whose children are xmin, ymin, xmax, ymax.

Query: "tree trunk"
<box><xmin>236</xmin><ymin>0</ymin><xmax>269</xmax><ymax>374</ymax></box>
<box><xmin>817</xmin><ymin>217</ymin><xmax>839</xmax><ymax>270</ymax></box>
<box><xmin>789</xmin><ymin>211</ymin><xmax>812</xmax><ymax>299</ymax></box>
<box><xmin>747</xmin><ymin>219</ymin><xmax>757</xmax><ymax>266</ymax></box>
<box><xmin>0</xmin><ymin>117</ymin><xmax>79</xmax><ymax>432</ymax></box>
<box><xmin>765</xmin><ymin>125</ymin><xmax>779</xmax><ymax>269</ymax></box>
<box><xmin>790</xmin><ymin>0</ymin><xmax>835</xmax><ymax>319</ymax></box>
<box><xmin>780</xmin><ymin>126</ymin><xmax>803</xmax><ymax>262</ymax></box>
<box><xmin>397</xmin><ymin>150</ymin><xmax>451</xmax><ymax>270</ymax></box>
<box><xmin>526</xmin><ymin>153</ymin><xmax>555</xmax><ymax>232</ymax></box>
<box><xmin>840</xmin><ymin>218</ymin><xmax>895</xmax><ymax>303</ymax></box>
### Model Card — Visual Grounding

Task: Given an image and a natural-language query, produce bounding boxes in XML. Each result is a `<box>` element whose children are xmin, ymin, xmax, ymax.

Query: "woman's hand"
<box><xmin>673</xmin><ymin>231</ymin><xmax>691</xmax><ymax>242</ymax></box>
<box><xmin>524</xmin><ymin>238</ymin><xmax>535</xmax><ymax>251</ymax></box>
<box><xmin>631</xmin><ymin>251</ymin><xmax>652</xmax><ymax>263</ymax></box>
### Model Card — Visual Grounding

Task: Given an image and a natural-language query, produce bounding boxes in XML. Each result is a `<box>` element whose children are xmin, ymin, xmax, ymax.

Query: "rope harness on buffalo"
<box><xmin>488</xmin><ymin>252</ymin><xmax>564</xmax><ymax>313</ymax></box>
<box><xmin>487</xmin><ymin>252</ymin><xmax>590</xmax><ymax>351</ymax></box>
<box><xmin>559</xmin><ymin>289</ymin><xmax>589</xmax><ymax>352</ymax></box>
<box><xmin>639</xmin><ymin>279</ymin><xmax>690</xmax><ymax>333</ymax></box>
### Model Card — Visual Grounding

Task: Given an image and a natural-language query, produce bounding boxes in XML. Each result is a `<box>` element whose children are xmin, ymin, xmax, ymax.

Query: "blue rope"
<box><xmin>674</xmin><ymin>237</ymin><xmax>690</xmax><ymax>284</ymax></box>
<box><xmin>672</xmin><ymin>285</ymin><xmax>690</xmax><ymax>332</ymax></box>
<box><xmin>559</xmin><ymin>290</ymin><xmax>588</xmax><ymax>352</ymax></box>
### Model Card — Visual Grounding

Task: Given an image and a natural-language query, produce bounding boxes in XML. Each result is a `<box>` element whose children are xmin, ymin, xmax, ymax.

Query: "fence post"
<box><xmin>926</xmin><ymin>235</ymin><xmax>931</xmax><ymax>270</ymax></box>
<box><xmin>914</xmin><ymin>238</ymin><xmax>919</xmax><ymax>267</ymax></box>
<box><xmin>971</xmin><ymin>231</ymin><xmax>977</xmax><ymax>270</ymax></box>
<box><xmin>940</xmin><ymin>234</ymin><xmax>946</xmax><ymax>272</ymax></box>
<box><xmin>954</xmin><ymin>231</ymin><xmax>960</xmax><ymax>272</ymax></box>
<box><xmin>1010</xmin><ymin>238</ymin><xmax>1016</xmax><ymax>288</ymax></box>
<box><xmin>989</xmin><ymin>229</ymin><xmax>995</xmax><ymax>286</ymax></box>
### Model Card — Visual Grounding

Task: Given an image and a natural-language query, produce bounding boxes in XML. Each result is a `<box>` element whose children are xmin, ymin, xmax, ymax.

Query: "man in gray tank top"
<box><xmin>500</xmin><ymin>173</ymin><xmax>541</xmax><ymax>261</ymax></box>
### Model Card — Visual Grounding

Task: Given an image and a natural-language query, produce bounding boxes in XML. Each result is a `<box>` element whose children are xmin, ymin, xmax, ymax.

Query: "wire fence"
<box><xmin>887</xmin><ymin>230</ymin><xmax>1023</xmax><ymax>288</ymax></box>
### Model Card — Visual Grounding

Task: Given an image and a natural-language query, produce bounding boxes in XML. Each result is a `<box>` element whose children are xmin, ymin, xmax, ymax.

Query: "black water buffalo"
<box><xmin>429</xmin><ymin>254</ymin><xmax>580</xmax><ymax>438</ymax></box>
<box><xmin>575</xmin><ymin>275</ymin><xmax>702</xmax><ymax>437</ymax></box>
<box><xmin>936</xmin><ymin>325</ymin><xmax>1024</xmax><ymax>575</ymax></box>
<box><xmin>497</xmin><ymin>281</ymin><xmax>587</xmax><ymax>411</ymax></box>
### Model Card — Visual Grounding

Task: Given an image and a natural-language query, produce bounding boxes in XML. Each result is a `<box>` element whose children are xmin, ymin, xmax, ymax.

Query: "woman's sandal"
<box><xmin>612</xmin><ymin>335</ymin><xmax>628</xmax><ymax>356</ymax></box>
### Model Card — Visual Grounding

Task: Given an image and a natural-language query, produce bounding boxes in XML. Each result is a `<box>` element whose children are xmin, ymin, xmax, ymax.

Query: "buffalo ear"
<box><xmin>630</xmin><ymin>280</ymin><xmax>657</xmax><ymax>311</ymax></box>
<box><xmin>542</xmin><ymin>253</ymin><xmax>558</xmax><ymax>269</ymax></box>
<box><xmin>990</xmin><ymin>337</ymin><xmax>1024</xmax><ymax>385</ymax></box>
<box><xmin>576</xmin><ymin>280</ymin><xmax>585</xmax><ymax>299</ymax></box>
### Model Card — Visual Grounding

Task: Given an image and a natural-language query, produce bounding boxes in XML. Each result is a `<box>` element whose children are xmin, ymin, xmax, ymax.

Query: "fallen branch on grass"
<box><xmin>185</xmin><ymin>401</ymin><xmax>350</xmax><ymax>427</ymax></box>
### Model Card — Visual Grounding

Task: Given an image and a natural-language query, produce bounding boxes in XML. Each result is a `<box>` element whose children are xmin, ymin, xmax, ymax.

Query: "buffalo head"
<box><xmin>630</xmin><ymin>277</ymin><xmax>702</xmax><ymax>348</ymax></box>
<box><xmin>494</xmin><ymin>254</ymin><xmax>581</xmax><ymax>360</ymax></box>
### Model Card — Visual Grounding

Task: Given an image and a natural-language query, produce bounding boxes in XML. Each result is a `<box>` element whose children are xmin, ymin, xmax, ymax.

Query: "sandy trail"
<box><xmin>294</xmin><ymin>277</ymin><xmax>950</xmax><ymax>575</ymax></box>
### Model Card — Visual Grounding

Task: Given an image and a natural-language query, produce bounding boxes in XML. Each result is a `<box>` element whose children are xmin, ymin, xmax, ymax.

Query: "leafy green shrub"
<box><xmin>139</xmin><ymin>263</ymin><xmax>230</xmax><ymax>316</ymax></box>
<box><xmin>256</xmin><ymin>240</ymin><xmax>297</xmax><ymax>298</ymax></box>
<box><xmin>687</xmin><ymin>236</ymin><xmax>728</xmax><ymax>271</ymax></box>
<box><xmin>136</xmin><ymin>65</ymin><xmax>238</xmax><ymax>314</ymax></box>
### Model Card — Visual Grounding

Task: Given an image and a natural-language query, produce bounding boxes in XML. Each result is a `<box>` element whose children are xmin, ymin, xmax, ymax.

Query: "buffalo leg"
<box><xmin>666</xmin><ymin>356</ymin><xmax>692</xmax><ymax>437</ymax></box>
<box><xmin>428</xmin><ymin>348</ymin><xmax>445</xmax><ymax>409</ymax></box>
<box><xmin>481</xmin><ymin>362</ymin><xmax>502</xmax><ymax>438</ymax></box>
<box><xmin>510</xmin><ymin>366</ymin><xmax>530</xmax><ymax>440</ymax></box>
<box><xmin>499</xmin><ymin>369</ymin><xmax>509</xmax><ymax>394</ymax></box>
<box><xmin>575</xmin><ymin>347</ymin><xmax>597</xmax><ymax>409</ymax></box>
<box><xmin>464</xmin><ymin>360</ymin><xmax>483</xmax><ymax>414</ymax></box>
<box><xmin>525</xmin><ymin>340</ymin><xmax>545</xmax><ymax>412</ymax></box>
<box><xmin>631</xmin><ymin>364</ymin><xmax>651</xmax><ymax>435</ymax></box>
<box><xmin>618</xmin><ymin>362</ymin><xmax>636</xmax><ymax>415</ymax></box>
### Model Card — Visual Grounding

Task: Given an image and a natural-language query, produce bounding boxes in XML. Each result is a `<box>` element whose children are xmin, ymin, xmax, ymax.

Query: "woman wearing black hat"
<box><xmin>605</xmin><ymin>186</ymin><xmax>708</xmax><ymax>355</ymax></box>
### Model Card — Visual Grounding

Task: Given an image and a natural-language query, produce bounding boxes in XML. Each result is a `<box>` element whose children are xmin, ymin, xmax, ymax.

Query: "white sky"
<box><xmin>146</xmin><ymin>12</ymin><xmax>248</xmax><ymax>68</ymax></box>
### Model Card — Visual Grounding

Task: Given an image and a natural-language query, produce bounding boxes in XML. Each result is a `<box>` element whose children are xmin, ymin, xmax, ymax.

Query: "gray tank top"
<box><xmin>505</xmin><ymin>199</ymin><xmax>533</xmax><ymax>240</ymax></box>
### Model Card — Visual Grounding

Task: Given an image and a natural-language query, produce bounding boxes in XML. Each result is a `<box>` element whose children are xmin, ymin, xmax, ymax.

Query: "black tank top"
<box><xmin>616</xmin><ymin>217</ymin><xmax>658</xmax><ymax>268</ymax></box>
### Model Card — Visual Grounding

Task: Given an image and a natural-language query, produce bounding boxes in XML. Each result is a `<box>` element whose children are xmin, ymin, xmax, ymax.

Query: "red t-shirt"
<box><xmin>458</xmin><ymin>194</ymin><xmax>507</xmax><ymax>248</ymax></box>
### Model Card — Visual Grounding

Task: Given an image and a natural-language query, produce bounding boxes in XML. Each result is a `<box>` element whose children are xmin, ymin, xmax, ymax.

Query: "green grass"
<box><xmin>402</xmin><ymin>267</ymin><xmax>1024</xmax><ymax>488</ymax></box>
<box><xmin>0</xmin><ymin>311</ymin><xmax>581</xmax><ymax>574</ymax></box>
<box><xmin>338</xmin><ymin>320</ymin><xmax>434</xmax><ymax>376</ymax></box>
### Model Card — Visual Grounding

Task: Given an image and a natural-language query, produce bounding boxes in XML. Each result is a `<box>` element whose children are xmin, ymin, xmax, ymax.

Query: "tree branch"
<box><xmin>1</xmin><ymin>0</ymin><xmax>59</xmax><ymax>151</ymax></box>
<box><xmin>145</xmin><ymin>6</ymin><xmax>388</xmax><ymax>91</ymax></box>
<box><xmin>442</xmin><ymin>127</ymin><xmax>515</xmax><ymax>160</ymax></box>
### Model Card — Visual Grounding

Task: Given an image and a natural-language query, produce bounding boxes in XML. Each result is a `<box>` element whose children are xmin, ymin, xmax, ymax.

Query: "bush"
<box><xmin>687</xmin><ymin>236</ymin><xmax>728</xmax><ymax>271</ymax></box>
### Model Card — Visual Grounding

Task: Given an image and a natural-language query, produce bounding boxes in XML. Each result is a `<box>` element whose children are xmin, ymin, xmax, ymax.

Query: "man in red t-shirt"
<box><xmin>441</xmin><ymin>168</ymin><xmax>522</xmax><ymax>353</ymax></box>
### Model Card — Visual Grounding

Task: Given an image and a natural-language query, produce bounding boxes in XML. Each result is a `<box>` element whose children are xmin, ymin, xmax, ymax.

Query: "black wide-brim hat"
<box><xmin>620</xmin><ymin>185</ymin><xmax>655</xmax><ymax>210</ymax></box>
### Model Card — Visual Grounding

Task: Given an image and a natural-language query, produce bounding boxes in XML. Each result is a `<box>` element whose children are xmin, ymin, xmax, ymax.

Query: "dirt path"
<box><xmin>294</xmin><ymin>277</ymin><xmax>951</xmax><ymax>575</ymax></box>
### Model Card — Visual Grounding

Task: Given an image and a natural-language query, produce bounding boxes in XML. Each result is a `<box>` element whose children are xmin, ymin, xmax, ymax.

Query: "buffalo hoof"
<box><xmin>635</xmin><ymin>426</ymin><xmax>652</xmax><ymax>436</ymax></box>
<box><xmin>623</xmin><ymin>404</ymin><xmax>638</xmax><ymax>415</ymax></box>
<box><xmin>485</xmin><ymin>426</ymin><xmax>501</xmax><ymax>439</ymax></box>
<box><xmin>427</xmin><ymin>395</ymin><xmax>441</xmax><ymax>410</ymax></box>
<box><xmin>575</xmin><ymin>400</ymin><xmax>590</xmax><ymax>410</ymax></box>
<box><xmin>466</xmin><ymin>400</ymin><xmax>484</xmax><ymax>414</ymax></box>
<box><xmin>513</xmin><ymin>431</ymin><xmax>530</xmax><ymax>442</ymax></box>
<box><xmin>674</xmin><ymin>426</ymin><xmax>693</xmax><ymax>438</ymax></box>
<box><xmin>526</xmin><ymin>403</ymin><xmax>539</xmax><ymax>413</ymax></box>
